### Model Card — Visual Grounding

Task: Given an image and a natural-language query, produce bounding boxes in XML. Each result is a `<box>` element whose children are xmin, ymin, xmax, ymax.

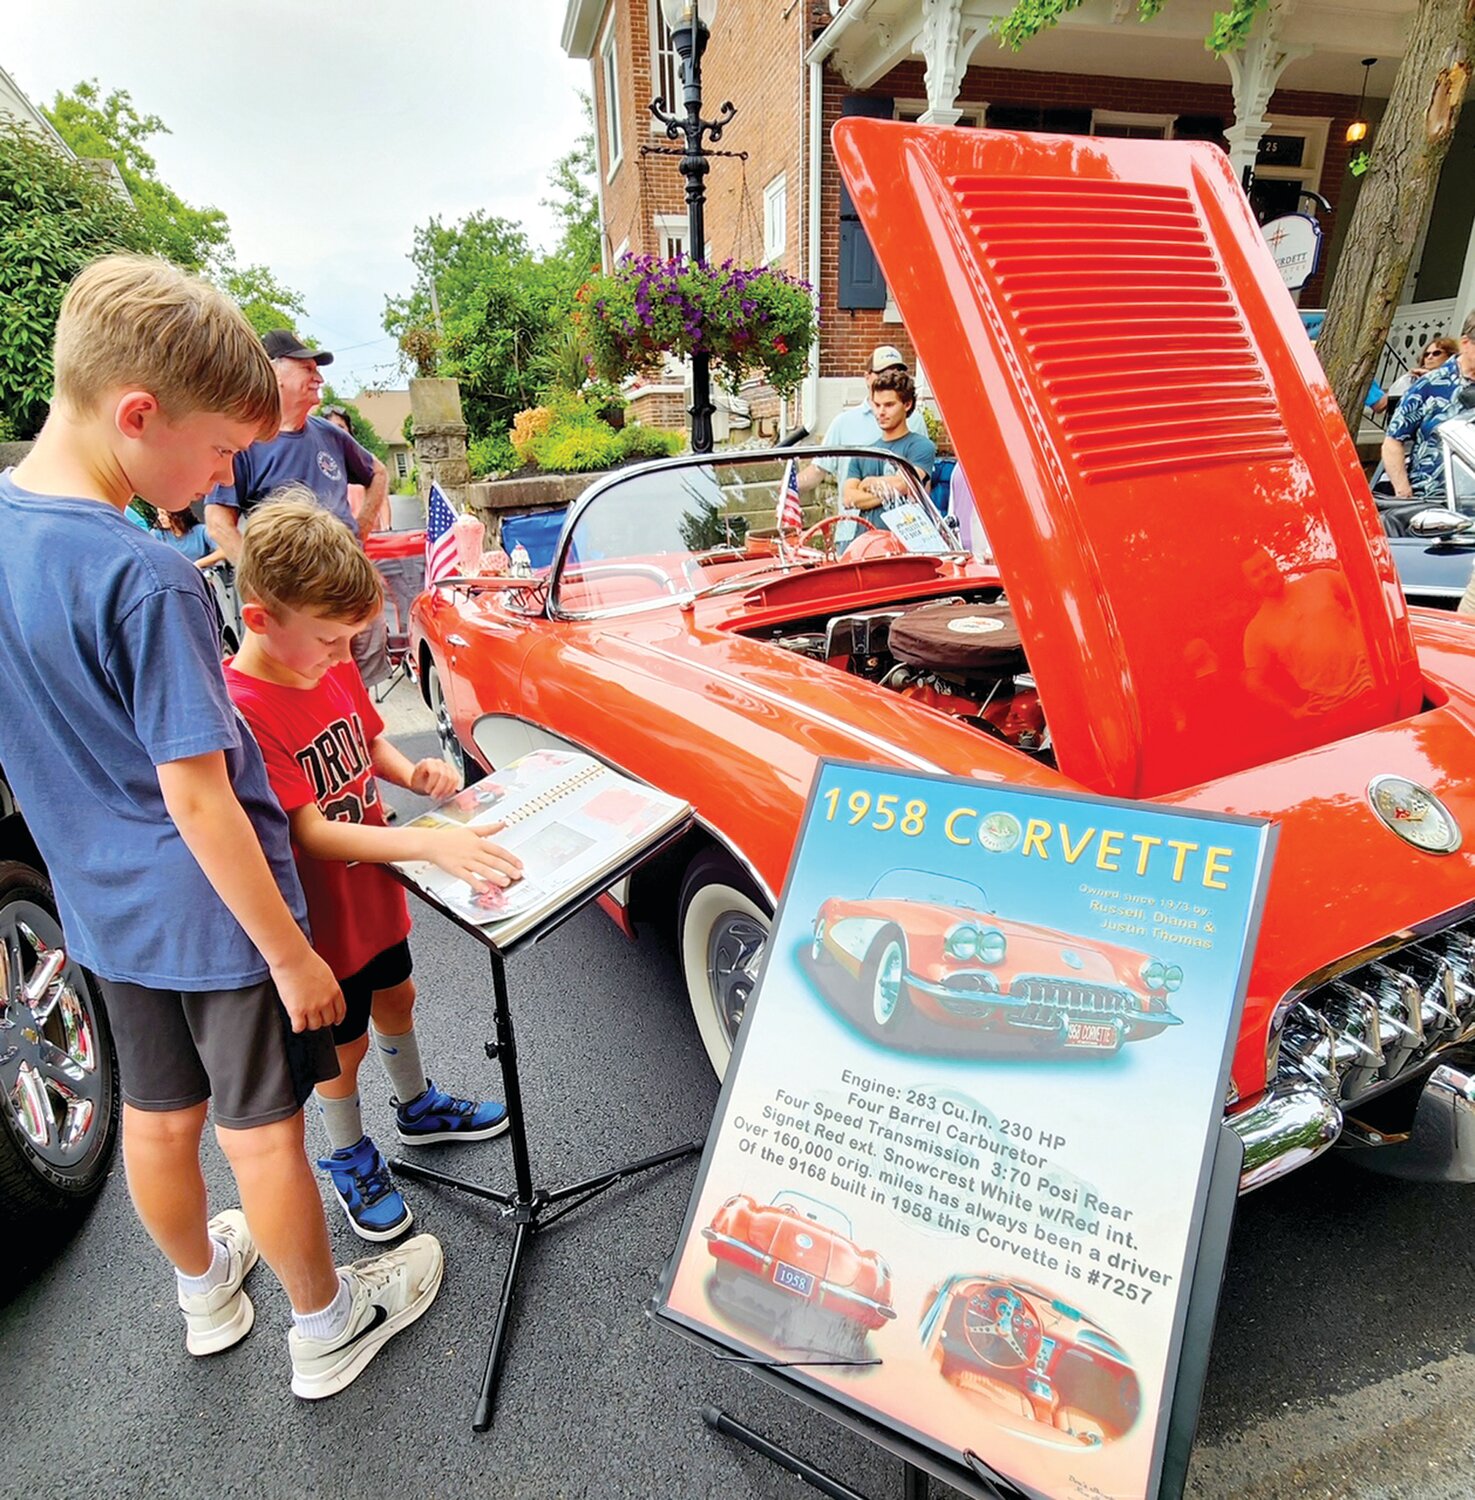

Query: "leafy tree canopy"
<box><xmin>217</xmin><ymin>261</ymin><xmax>308</xmax><ymax>337</ymax></box>
<box><xmin>44</xmin><ymin>79</ymin><xmax>229</xmax><ymax>272</ymax></box>
<box><xmin>995</xmin><ymin>0</ymin><xmax>1267</xmax><ymax>54</ymax></box>
<box><xmin>0</xmin><ymin>119</ymin><xmax>151</xmax><ymax>437</ymax></box>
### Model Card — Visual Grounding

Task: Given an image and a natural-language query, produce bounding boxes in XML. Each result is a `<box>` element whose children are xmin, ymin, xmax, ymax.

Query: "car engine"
<box><xmin>757</xmin><ymin>596</ymin><xmax>1051</xmax><ymax>759</ymax></box>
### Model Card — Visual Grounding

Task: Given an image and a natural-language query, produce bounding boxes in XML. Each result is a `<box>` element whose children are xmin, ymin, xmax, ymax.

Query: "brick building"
<box><xmin>562</xmin><ymin>0</ymin><xmax>1475</xmax><ymax>438</ymax></box>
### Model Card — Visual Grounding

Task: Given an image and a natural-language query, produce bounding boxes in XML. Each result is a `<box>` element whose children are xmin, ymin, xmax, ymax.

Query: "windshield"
<box><xmin>551</xmin><ymin>451</ymin><xmax>955</xmax><ymax>617</ymax></box>
<box><xmin>868</xmin><ymin>868</ymin><xmax>990</xmax><ymax>910</ymax></box>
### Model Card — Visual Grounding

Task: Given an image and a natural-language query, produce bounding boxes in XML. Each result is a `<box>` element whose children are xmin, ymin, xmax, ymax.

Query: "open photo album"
<box><xmin>394</xmin><ymin>749</ymin><xmax>690</xmax><ymax>945</ymax></box>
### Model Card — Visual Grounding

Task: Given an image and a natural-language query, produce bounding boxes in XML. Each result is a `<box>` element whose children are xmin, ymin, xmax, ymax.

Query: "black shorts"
<box><xmin>334</xmin><ymin>939</ymin><xmax>414</xmax><ymax>1045</ymax></box>
<box><xmin>100</xmin><ymin>976</ymin><xmax>340</xmax><ymax>1130</ymax></box>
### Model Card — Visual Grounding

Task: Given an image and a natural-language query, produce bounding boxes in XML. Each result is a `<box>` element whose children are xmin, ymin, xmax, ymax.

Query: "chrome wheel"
<box><xmin>709</xmin><ymin>911</ymin><xmax>767</xmax><ymax>1040</ymax></box>
<box><xmin>425</xmin><ymin>661</ymin><xmax>482</xmax><ymax>785</ymax></box>
<box><xmin>0</xmin><ymin>862</ymin><xmax>117</xmax><ymax>1218</ymax></box>
<box><xmin>871</xmin><ymin>940</ymin><xmax>904</xmax><ymax>1027</ymax></box>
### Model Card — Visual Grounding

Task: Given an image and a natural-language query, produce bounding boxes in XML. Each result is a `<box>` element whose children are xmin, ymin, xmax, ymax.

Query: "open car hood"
<box><xmin>833</xmin><ymin>120</ymin><xmax>1423</xmax><ymax>798</ymax></box>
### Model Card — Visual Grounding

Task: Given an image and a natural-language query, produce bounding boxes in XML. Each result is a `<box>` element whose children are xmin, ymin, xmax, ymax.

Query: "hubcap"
<box><xmin>0</xmin><ymin>900</ymin><xmax>102</xmax><ymax>1165</ymax></box>
<box><xmin>429</xmin><ymin>674</ymin><xmax>461</xmax><ymax>771</ymax></box>
<box><xmin>708</xmin><ymin>912</ymin><xmax>767</xmax><ymax>1042</ymax></box>
<box><xmin>873</xmin><ymin>943</ymin><xmax>903</xmax><ymax>1025</ymax></box>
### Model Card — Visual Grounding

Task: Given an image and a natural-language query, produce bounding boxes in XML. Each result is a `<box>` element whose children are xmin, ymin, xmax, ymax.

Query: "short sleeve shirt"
<box><xmin>1386</xmin><ymin>358</ymin><xmax>1475</xmax><ymax>497</ymax></box>
<box><xmin>816</xmin><ymin>403</ymin><xmax>929</xmax><ymax>488</ymax></box>
<box><xmin>205</xmin><ymin>414</ymin><xmax>375</xmax><ymax>532</ymax></box>
<box><xmin>849</xmin><ymin>432</ymin><xmax>939</xmax><ymax>485</ymax></box>
<box><xmin>224</xmin><ymin>660</ymin><xmax>410</xmax><ymax>980</ymax></box>
<box><xmin>0</xmin><ymin>471</ymin><xmax>307</xmax><ymax>990</ymax></box>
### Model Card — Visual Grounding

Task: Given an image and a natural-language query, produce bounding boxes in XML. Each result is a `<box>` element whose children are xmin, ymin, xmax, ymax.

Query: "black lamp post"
<box><xmin>650</xmin><ymin>0</ymin><xmax>733</xmax><ymax>454</ymax></box>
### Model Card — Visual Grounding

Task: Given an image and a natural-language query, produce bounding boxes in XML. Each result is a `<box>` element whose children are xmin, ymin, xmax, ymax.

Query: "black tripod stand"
<box><xmin>389</xmin><ymin>826</ymin><xmax>701</xmax><ymax>1430</ymax></box>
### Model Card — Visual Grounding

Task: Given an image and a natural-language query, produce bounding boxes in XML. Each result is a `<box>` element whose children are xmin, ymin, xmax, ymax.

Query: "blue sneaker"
<box><xmin>317</xmin><ymin>1136</ymin><xmax>413</xmax><ymax>1243</ymax></box>
<box><xmin>395</xmin><ymin>1079</ymin><xmax>509</xmax><ymax>1145</ymax></box>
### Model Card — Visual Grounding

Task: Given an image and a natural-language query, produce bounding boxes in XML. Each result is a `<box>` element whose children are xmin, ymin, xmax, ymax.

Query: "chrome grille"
<box><xmin>1276</xmin><ymin>923</ymin><xmax>1475</xmax><ymax>1104</ymax></box>
<box><xmin>1008</xmin><ymin>977</ymin><xmax>1137</xmax><ymax>1015</ymax></box>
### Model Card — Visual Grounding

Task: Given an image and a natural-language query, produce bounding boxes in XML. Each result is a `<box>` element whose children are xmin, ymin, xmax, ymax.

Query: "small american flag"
<box><xmin>425</xmin><ymin>481</ymin><xmax>459</xmax><ymax>586</ymax></box>
<box><xmin>777</xmin><ymin>459</ymin><xmax>802</xmax><ymax>531</ymax></box>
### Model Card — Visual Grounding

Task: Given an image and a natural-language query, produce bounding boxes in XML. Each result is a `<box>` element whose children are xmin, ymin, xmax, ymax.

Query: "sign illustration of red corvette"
<box><xmin>657</xmin><ymin>762</ymin><xmax>1271</xmax><ymax>1500</ymax></box>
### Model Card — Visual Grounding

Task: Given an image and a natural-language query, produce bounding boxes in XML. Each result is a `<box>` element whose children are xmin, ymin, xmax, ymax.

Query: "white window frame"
<box><xmin>1090</xmin><ymin>110</ymin><xmax>1175</xmax><ymax>139</ymax></box>
<box><xmin>649</xmin><ymin>0</ymin><xmax>681</xmax><ymax>133</ymax></box>
<box><xmin>394</xmin><ymin>450</ymin><xmax>409</xmax><ymax>480</ymax></box>
<box><xmin>1251</xmin><ymin>115</ymin><xmax>1330</xmax><ymax>191</ymax></box>
<box><xmin>653</xmin><ymin>214</ymin><xmax>689</xmax><ymax>262</ymax></box>
<box><xmin>763</xmin><ymin>173</ymin><xmax>787</xmax><ymax>263</ymax></box>
<box><xmin>600</xmin><ymin>14</ymin><xmax>623</xmax><ymax>182</ymax></box>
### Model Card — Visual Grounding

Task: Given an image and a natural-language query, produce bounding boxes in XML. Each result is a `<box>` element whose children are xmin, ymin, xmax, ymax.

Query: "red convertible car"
<box><xmin>414</xmin><ymin>122</ymin><xmax>1475</xmax><ymax>1194</ymax></box>
<box><xmin>920</xmin><ymin>1274</ymin><xmax>1140</xmax><ymax>1447</ymax></box>
<box><xmin>810</xmin><ymin>868</ymin><xmax>1182</xmax><ymax>1053</ymax></box>
<box><xmin>702</xmin><ymin>1190</ymin><xmax>896</xmax><ymax>1358</ymax></box>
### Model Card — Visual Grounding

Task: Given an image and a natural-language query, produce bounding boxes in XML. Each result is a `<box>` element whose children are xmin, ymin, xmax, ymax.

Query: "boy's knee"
<box><xmin>123</xmin><ymin>1099</ymin><xmax>208</xmax><ymax>1149</ymax></box>
<box><xmin>215</xmin><ymin>1108</ymin><xmax>306</xmax><ymax>1166</ymax></box>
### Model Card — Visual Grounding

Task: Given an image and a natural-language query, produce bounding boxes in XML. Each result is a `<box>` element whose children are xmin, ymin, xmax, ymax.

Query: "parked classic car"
<box><xmin>809</xmin><ymin>868</ymin><xmax>1182</xmax><ymax>1053</ymax></box>
<box><xmin>702</xmin><ymin>1189</ymin><xmax>896</xmax><ymax>1357</ymax></box>
<box><xmin>0</xmin><ymin>765</ymin><xmax>118</xmax><ymax>1243</ymax></box>
<box><xmin>414</xmin><ymin>122</ymin><xmax>1475</xmax><ymax>1194</ymax></box>
<box><xmin>1374</xmin><ymin>407</ymin><xmax>1475</xmax><ymax>609</ymax></box>
<box><xmin>920</xmin><ymin>1274</ymin><xmax>1140</xmax><ymax>1447</ymax></box>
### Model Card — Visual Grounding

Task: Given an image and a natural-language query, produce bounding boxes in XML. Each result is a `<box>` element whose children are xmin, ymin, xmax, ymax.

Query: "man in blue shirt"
<box><xmin>1381</xmin><ymin>311</ymin><xmax>1475</xmax><ymax>500</ymax></box>
<box><xmin>798</xmin><ymin>344</ymin><xmax>930</xmax><ymax>494</ymax></box>
<box><xmin>843</xmin><ymin>368</ymin><xmax>938</xmax><ymax>510</ymax></box>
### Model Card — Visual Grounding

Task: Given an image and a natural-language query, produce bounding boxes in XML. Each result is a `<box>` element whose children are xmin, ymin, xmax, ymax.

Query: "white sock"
<box><xmin>176</xmin><ymin>1234</ymin><xmax>230</xmax><ymax>1297</ymax></box>
<box><xmin>292</xmin><ymin>1274</ymin><xmax>353</xmax><ymax>1342</ymax></box>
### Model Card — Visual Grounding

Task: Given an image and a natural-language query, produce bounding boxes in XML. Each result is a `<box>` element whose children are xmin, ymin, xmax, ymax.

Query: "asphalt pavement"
<box><xmin>6</xmin><ymin>678</ymin><xmax>1475</xmax><ymax>1500</ymax></box>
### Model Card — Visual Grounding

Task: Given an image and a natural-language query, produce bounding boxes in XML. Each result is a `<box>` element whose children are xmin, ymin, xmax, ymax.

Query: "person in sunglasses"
<box><xmin>1371</xmin><ymin>337</ymin><xmax>1459</xmax><ymax>416</ymax></box>
<box><xmin>1381</xmin><ymin>313</ymin><xmax>1475</xmax><ymax>500</ymax></box>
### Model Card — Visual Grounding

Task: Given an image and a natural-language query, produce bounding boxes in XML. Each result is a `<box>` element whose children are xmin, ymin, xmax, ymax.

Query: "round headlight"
<box><xmin>1141</xmin><ymin>958</ymin><xmax>1167</xmax><ymax>990</ymax></box>
<box><xmin>945</xmin><ymin>924</ymin><xmax>980</xmax><ymax>960</ymax></box>
<box><xmin>978</xmin><ymin>928</ymin><xmax>1007</xmax><ymax>964</ymax></box>
<box><xmin>1163</xmin><ymin>963</ymin><xmax>1183</xmax><ymax>992</ymax></box>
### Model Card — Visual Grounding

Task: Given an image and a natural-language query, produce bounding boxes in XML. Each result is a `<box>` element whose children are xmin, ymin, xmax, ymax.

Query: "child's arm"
<box><xmin>289</xmin><ymin>803</ymin><xmax>524</xmax><ymax>889</ymax></box>
<box><xmin>158</xmin><ymin>752</ymin><xmax>346</xmax><ymax>1033</ymax></box>
<box><xmin>369</xmin><ymin>736</ymin><xmax>460</xmax><ymax>801</ymax></box>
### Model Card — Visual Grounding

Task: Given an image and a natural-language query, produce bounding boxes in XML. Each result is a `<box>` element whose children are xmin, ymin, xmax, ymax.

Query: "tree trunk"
<box><xmin>1318</xmin><ymin>0</ymin><xmax>1475</xmax><ymax>432</ymax></box>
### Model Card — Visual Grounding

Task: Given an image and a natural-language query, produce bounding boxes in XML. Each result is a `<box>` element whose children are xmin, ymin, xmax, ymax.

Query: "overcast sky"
<box><xmin>7</xmin><ymin>0</ymin><xmax>590</xmax><ymax>395</ymax></box>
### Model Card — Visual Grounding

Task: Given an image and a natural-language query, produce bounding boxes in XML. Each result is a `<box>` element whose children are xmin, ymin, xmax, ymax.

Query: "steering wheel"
<box><xmin>796</xmin><ymin>512</ymin><xmax>877</xmax><ymax>561</ymax></box>
<box><xmin>961</xmin><ymin>1284</ymin><xmax>1045</xmax><ymax>1369</ymax></box>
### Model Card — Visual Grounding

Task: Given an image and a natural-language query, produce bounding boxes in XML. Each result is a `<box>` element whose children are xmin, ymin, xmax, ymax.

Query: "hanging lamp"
<box><xmin>1345</xmin><ymin>58</ymin><xmax>1375</xmax><ymax>144</ymax></box>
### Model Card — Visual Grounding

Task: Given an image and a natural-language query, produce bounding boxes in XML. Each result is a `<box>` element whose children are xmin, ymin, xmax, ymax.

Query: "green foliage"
<box><xmin>530</xmin><ymin>418</ymin><xmax>624</xmax><ymax>474</ymax></box>
<box><xmin>994</xmin><ymin>0</ymin><xmax>1265</xmax><ymax>54</ymax></box>
<box><xmin>615</xmin><ymin>423</ymin><xmax>683</xmax><ymax>462</ymax></box>
<box><xmin>217</xmin><ymin>262</ymin><xmax>308</xmax><ymax>336</ymax></box>
<box><xmin>319</xmin><ymin>384</ymin><xmax>389</xmax><ymax>463</ymax></box>
<box><xmin>540</xmin><ymin>94</ymin><xmax>602</xmax><ymax>295</ymax></box>
<box><xmin>581</xmin><ymin>256</ymin><xmax>815</xmax><ymax>398</ymax></box>
<box><xmin>44</xmin><ymin>80</ymin><xmax>229</xmax><ymax>271</ymax></box>
<box><xmin>0</xmin><ymin>119</ymin><xmax>151</xmax><ymax>437</ymax></box>
<box><xmin>467</xmin><ymin>432</ymin><xmax>519</xmax><ymax>478</ymax></box>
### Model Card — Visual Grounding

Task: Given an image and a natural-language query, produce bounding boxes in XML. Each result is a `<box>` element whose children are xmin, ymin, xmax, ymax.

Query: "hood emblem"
<box><xmin>795</xmin><ymin>1233</ymin><xmax>814</xmax><ymax>1250</ymax></box>
<box><xmin>1061</xmin><ymin>950</ymin><xmax>1085</xmax><ymax>970</ymax></box>
<box><xmin>947</xmin><ymin>615</ymin><xmax>1006</xmax><ymax>635</ymax></box>
<box><xmin>1368</xmin><ymin>776</ymin><xmax>1462</xmax><ymax>855</ymax></box>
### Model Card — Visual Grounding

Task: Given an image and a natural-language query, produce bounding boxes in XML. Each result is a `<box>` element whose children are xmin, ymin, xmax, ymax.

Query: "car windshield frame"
<box><xmin>545</xmin><ymin>447</ymin><xmax>961</xmax><ymax>622</ymax></box>
<box><xmin>867</xmin><ymin>866</ymin><xmax>991</xmax><ymax>911</ymax></box>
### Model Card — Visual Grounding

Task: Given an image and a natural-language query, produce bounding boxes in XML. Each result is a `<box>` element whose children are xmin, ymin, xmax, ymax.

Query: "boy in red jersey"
<box><xmin>225</xmin><ymin>494</ymin><xmax>523</xmax><ymax>1241</ymax></box>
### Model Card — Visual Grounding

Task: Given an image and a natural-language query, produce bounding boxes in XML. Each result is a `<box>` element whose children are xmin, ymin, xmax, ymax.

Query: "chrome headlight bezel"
<box><xmin>1141</xmin><ymin>958</ymin><xmax>1167</xmax><ymax>990</ymax></box>
<box><xmin>944</xmin><ymin>923</ymin><xmax>981</xmax><ymax>961</ymax></box>
<box><xmin>978</xmin><ymin>927</ymin><xmax>1007</xmax><ymax>964</ymax></box>
<box><xmin>1163</xmin><ymin>963</ymin><xmax>1184</xmax><ymax>992</ymax></box>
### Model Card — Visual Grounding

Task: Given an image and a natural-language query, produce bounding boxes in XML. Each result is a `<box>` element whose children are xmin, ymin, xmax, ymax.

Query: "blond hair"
<box><xmin>53</xmin><ymin>255</ymin><xmax>279</xmax><ymax>435</ymax></box>
<box><xmin>237</xmin><ymin>491</ymin><xmax>382</xmax><ymax>622</ymax></box>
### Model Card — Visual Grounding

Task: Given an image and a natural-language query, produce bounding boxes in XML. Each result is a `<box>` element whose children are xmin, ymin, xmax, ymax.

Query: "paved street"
<box><xmin>6</xmin><ymin>678</ymin><xmax>1475</xmax><ymax>1500</ymax></box>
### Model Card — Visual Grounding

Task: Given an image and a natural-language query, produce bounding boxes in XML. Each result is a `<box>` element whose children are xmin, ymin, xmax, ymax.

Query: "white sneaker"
<box><xmin>288</xmin><ymin>1233</ymin><xmax>444</xmax><ymax>1400</ymax></box>
<box><xmin>178</xmin><ymin>1209</ymin><xmax>259</xmax><ymax>1356</ymax></box>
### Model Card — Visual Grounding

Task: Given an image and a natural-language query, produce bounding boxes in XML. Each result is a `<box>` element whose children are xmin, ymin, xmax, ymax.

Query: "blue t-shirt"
<box><xmin>205</xmin><ymin>414</ymin><xmax>374</xmax><ymax>532</ymax></box>
<box><xmin>816</xmin><ymin>403</ymin><xmax>929</xmax><ymax>488</ymax></box>
<box><xmin>0</xmin><ymin>470</ymin><xmax>308</xmax><ymax>990</ymax></box>
<box><xmin>849</xmin><ymin>432</ymin><xmax>939</xmax><ymax>485</ymax></box>
<box><xmin>157</xmin><ymin>523</ymin><xmax>215</xmax><ymax>563</ymax></box>
<box><xmin>1386</xmin><ymin>357</ymin><xmax>1475</xmax><ymax>497</ymax></box>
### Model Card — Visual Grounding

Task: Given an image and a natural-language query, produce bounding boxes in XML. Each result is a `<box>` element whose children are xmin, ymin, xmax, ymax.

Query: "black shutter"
<box><xmin>838</xmin><ymin>94</ymin><xmax>893</xmax><ymax>310</ymax></box>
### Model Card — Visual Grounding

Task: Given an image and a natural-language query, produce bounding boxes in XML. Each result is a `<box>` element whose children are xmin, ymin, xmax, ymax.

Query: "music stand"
<box><xmin>388</xmin><ymin>818</ymin><xmax>701</xmax><ymax>1431</ymax></box>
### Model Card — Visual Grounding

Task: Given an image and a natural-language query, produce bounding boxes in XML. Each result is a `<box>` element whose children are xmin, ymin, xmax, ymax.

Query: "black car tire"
<box><xmin>679</xmin><ymin>850</ymin><xmax>771</xmax><ymax>1077</ymax></box>
<box><xmin>425</xmin><ymin>660</ymin><xmax>485</xmax><ymax>787</ymax></box>
<box><xmin>0</xmin><ymin>861</ymin><xmax>119</xmax><ymax>1230</ymax></box>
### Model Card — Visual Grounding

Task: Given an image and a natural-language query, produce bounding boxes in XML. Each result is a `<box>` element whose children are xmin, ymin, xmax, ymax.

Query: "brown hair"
<box><xmin>236</xmin><ymin>491</ymin><xmax>382</xmax><ymax>622</ymax></box>
<box><xmin>1425</xmin><ymin>336</ymin><xmax>1459</xmax><ymax>361</ymax></box>
<box><xmin>53</xmin><ymin>255</ymin><xmax>279</xmax><ymax>435</ymax></box>
<box><xmin>871</xmin><ymin>367</ymin><xmax>917</xmax><ymax>414</ymax></box>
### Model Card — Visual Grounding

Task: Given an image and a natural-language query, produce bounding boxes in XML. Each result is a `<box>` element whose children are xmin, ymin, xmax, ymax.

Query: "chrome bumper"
<box><xmin>1228</xmin><ymin>1082</ymin><xmax>1343</xmax><ymax>1192</ymax></box>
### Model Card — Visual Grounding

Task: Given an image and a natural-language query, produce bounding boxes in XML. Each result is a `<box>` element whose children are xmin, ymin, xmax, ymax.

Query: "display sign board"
<box><xmin>656</xmin><ymin>762</ymin><xmax>1273</xmax><ymax>1500</ymax></box>
<box><xmin>1260</xmin><ymin>212</ymin><xmax>1322</xmax><ymax>291</ymax></box>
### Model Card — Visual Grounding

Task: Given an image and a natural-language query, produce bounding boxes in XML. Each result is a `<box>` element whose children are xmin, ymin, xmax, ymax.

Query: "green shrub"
<box><xmin>468</xmin><ymin>432</ymin><xmax>518</xmax><ymax>478</ymax></box>
<box><xmin>529</xmin><ymin>418</ymin><xmax>623</xmax><ymax>473</ymax></box>
<box><xmin>616</xmin><ymin>424</ymin><xmax>682</xmax><ymax>462</ymax></box>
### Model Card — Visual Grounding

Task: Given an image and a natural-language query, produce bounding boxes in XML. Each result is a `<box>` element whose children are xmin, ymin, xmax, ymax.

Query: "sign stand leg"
<box><xmin>389</xmin><ymin>945</ymin><xmax>702</xmax><ymax>1431</ymax></box>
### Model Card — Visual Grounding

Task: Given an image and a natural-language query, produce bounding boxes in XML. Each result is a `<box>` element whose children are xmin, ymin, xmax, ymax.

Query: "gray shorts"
<box><xmin>351</xmin><ymin>608</ymin><xmax>390</xmax><ymax>687</ymax></box>
<box><xmin>99</xmin><ymin>976</ymin><xmax>341</xmax><ymax>1129</ymax></box>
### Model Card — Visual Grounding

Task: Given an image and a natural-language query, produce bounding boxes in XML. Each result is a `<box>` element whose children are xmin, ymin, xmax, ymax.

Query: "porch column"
<box><xmin>917</xmin><ymin>0</ymin><xmax>986</xmax><ymax>126</ymax></box>
<box><xmin>1220</xmin><ymin>0</ymin><xmax>1310</xmax><ymax>186</ymax></box>
<box><xmin>1455</xmin><ymin>221</ymin><xmax>1475</xmax><ymax>328</ymax></box>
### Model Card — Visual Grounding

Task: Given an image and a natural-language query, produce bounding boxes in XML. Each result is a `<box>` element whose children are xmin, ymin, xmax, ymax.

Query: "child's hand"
<box><xmin>409</xmin><ymin>757</ymin><xmax>461</xmax><ymax>799</ymax></box>
<box><xmin>272</xmin><ymin>948</ymin><xmax>347</xmax><ymax>1033</ymax></box>
<box><xmin>419</xmin><ymin>821</ymin><xmax>524</xmax><ymax>888</ymax></box>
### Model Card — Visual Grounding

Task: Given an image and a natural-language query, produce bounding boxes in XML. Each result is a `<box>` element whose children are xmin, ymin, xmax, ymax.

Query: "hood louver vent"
<box><xmin>950</xmin><ymin>177</ymin><xmax>1292</xmax><ymax>482</ymax></box>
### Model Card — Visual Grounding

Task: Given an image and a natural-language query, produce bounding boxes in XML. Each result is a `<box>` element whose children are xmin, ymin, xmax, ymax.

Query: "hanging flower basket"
<box><xmin>577</xmin><ymin>254</ymin><xmax>815</xmax><ymax>399</ymax></box>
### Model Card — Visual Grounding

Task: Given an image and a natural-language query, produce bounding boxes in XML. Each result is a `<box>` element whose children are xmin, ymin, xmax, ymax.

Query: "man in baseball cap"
<box><xmin>204</xmin><ymin>330</ymin><xmax>391</xmax><ymax>683</ymax></box>
<box><xmin>799</xmin><ymin>344</ymin><xmax>930</xmax><ymax>494</ymax></box>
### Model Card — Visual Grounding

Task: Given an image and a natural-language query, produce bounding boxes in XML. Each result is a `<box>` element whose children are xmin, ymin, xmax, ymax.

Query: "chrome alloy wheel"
<box><xmin>0</xmin><ymin>898</ymin><xmax>103</xmax><ymax>1168</ymax></box>
<box><xmin>871</xmin><ymin>940</ymin><xmax>904</xmax><ymax>1028</ymax></box>
<box><xmin>708</xmin><ymin>910</ymin><xmax>767</xmax><ymax>1042</ymax></box>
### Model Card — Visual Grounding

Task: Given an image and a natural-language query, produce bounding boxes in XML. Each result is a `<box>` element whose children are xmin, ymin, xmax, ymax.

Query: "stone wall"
<box><xmin>409</xmin><ymin>378</ymin><xmax>470</xmax><ymax>509</ymax></box>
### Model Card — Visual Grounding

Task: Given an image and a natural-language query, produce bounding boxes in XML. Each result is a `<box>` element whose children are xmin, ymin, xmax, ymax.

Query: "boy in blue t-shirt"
<box><xmin>0</xmin><ymin>256</ymin><xmax>442</xmax><ymax>1400</ymax></box>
